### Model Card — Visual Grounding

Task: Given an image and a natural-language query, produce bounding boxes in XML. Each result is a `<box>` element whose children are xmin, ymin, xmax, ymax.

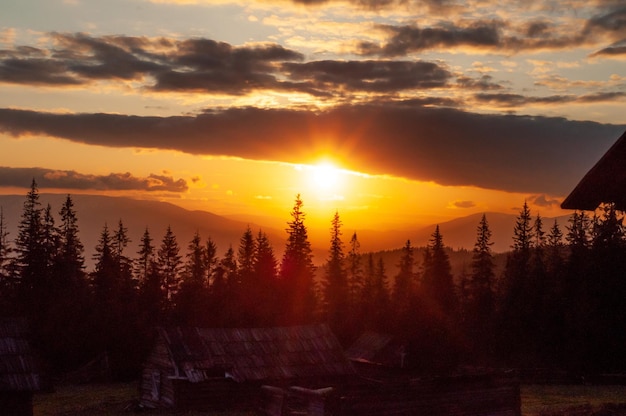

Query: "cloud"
<box><xmin>0</xmin><ymin>167</ymin><xmax>188</xmax><ymax>192</ymax></box>
<box><xmin>353</xmin><ymin>6</ymin><xmax>625</xmax><ymax>58</ymax></box>
<box><xmin>0</xmin><ymin>104</ymin><xmax>623</xmax><ymax>196</ymax></box>
<box><xmin>281</xmin><ymin>60</ymin><xmax>453</xmax><ymax>92</ymax></box>
<box><xmin>528</xmin><ymin>194</ymin><xmax>561</xmax><ymax>208</ymax></box>
<box><xmin>474</xmin><ymin>91</ymin><xmax>626</xmax><ymax>107</ymax></box>
<box><xmin>0</xmin><ymin>33</ymin><xmax>462</xmax><ymax>97</ymax></box>
<box><xmin>451</xmin><ymin>200</ymin><xmax>476</xmax><ymax>209</ymax></box>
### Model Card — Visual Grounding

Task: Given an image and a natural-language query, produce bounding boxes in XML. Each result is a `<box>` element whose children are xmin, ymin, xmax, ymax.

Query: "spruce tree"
<box><xmin>136</xmin><ymin>227</ymin><xmax>165</xmax><ymax>325</ymax></box>
<box><xmin>253</xmin><ymin>230</ymin><xmax>279</xmax><ymax>325</ymax></box>
<box><xmin>157</xmin><ymin>225</ymin><xmax>182</xmax><ymax>306</ymax></box>
<box><xmin>346</xmin><ymin>231</ymin><xmax>363</xmax><ymax>322</ymax></box>
<box><xmin>279</xmin><ymin>195</ymin><xmax>316</xmax><ymax>324</ymax></box>
<box><xmin>0</xmin><ymin>207</ymin><xmax>14</xmax><ymax>312</ymax></box>
<box><xmin>393</xmin><ymin>239</ymin><xmax>415</xmax><ymax>315</ymax></box>
<box><xmin>57</xmin><ymin>195</ymin><xmax>85</xmax><ymax>285</ymax></box>
<box><xmin>237</xmin><ymin>227</ymin><xmax>257</xmax><ymax>325</ymax></box>
<box><xmin>175</xmin><ymin>231</ymin><xmax>209</xmax><ymax>326</ymax></box>
<box><xmin>466</xmin><ymin>214</ymin><xmax>496</xmax><ymax>357</ymax></box>
<box><xmin>14</xmin><ymin>179</ymin><xmax>45</xmax><ymax>308</ymax></box>
<box><xmin>323</xmin><ymin>211</ymin><xmax>348</xmax><ymax>337</ymax></box>
<box><xmin>498</xmin><ymin>201</ymin><xmax>536</xmax><ymax>365</ymax></box>
<box><xmin>421</xmin><ymin>225</ymin><xmax>456</xmax><ymax>315</ymax></box>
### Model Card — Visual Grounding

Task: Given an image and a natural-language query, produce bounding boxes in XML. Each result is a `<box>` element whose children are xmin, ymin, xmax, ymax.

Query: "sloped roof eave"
<box><xmin>561</xmin><ymin>129</ymin><xmax>626</xmax><ymax>211</ymax></box>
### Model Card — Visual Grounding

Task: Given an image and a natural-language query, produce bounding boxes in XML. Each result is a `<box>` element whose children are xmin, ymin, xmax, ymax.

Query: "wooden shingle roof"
<box><xmin>0</xmin><ymin>318</ymin><xmax>41</xmax><ymax>392</ymax></box>
<box><xmin>160</xmin><ymin>324</ymin><xmax>355</xmax><ymax>383</ymax></box>
<box><xmin>562</xmin><ymin>129</ymin><xmax>626</xmax><ymax>211</ymax></box>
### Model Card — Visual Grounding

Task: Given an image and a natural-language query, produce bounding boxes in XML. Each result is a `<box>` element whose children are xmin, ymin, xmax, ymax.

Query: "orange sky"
<box><xmin>1</xmin><ymin>0</ymin><xmax>625</xmax><ymax>236</ymax></box>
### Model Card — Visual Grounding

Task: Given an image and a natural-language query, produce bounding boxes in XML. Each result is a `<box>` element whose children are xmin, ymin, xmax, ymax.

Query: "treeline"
<box><xmin>0</xmin><ymin>181</ymin><xmax>625</xmax><ymax>379</ymax></box>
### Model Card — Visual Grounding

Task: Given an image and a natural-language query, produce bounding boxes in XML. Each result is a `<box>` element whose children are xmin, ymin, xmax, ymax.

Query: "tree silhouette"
<box><xmin>323</xmin><ymin>211</ymin><xmax>348</xmax><ymax>338</ymax></box>
<box><xmin>279</xmin><ymin>195</ymin><xmax>316</xmax><ymax>324</ymax></box>
<box><xmin>14</xmin><ymin>179</ymin><xmax>46</xmax><ymax>312</ymax></box>
<box><xmin>253</xmin><ymin>230</ymin><xmax>279</xmax><ymax>325</ymax></box>
<box><xmin>421</xmin><ymin>225</ymin><xmax>456</xmax><ymax>316</ymax></box>
<box><xmin>464</xmin><ymin>214</ymin><xmax>495</xmax><ymax>360</ymax></box>
<box><xmin>157</xmin><ymin>225</ymin><xmax>182</xmax><ymax>307</ymax></box>
<box><xmin>393</xmin><ymin>239</ymin><xmax>415</xmax><ymax>321</ymax></box>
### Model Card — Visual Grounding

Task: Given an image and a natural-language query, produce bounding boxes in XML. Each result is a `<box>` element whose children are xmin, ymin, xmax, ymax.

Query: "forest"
<box><xmin>0</xmin><ymin>179</ymin><xmax>625</xmax><ymax>380</ymax></box>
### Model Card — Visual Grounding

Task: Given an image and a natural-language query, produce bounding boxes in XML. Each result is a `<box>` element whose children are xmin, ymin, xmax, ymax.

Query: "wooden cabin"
<box><xmin>0</xmin><ymin>318</ymin><xmax>42</xmax><ymax>416</ymax></box>
<box><xmin>139</xmin><ymin>324</ymin><xmax>355</xmax><ymax>411</ymax></box>
<box><xmin>562</xmin><ymin>129</ymin><xmax>626</xmax><ymax>210</ymax></box>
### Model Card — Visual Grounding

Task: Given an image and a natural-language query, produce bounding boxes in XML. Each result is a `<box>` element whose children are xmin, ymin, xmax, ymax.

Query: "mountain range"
<box><xmin>0</xmin><ymin>194</ymin><xmax>572</xmax><ymax>269</ymax></box>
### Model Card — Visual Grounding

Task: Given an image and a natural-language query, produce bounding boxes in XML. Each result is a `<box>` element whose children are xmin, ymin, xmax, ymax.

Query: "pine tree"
<box><xmin>362</xmin><ymin>255</ymin><xmax>389</xmax><ymax>332</ymax></box>
<box><xmin>254</xmin><ymin>230</ymin><xmax>277</xmax><ymax>281</ymax></box>
<box><xmin>421</xmin><ymin>225</ymin><xmax>456</xmax><ymax>315</ymax></box>
<box><xmin>393</xmin><ymin>239</ymin><xmax>415</xmax><ymax>312</ymax></box>
<box><xmin>136</xmin><ymin>227</ymin><xmax>165</xmax><ymax>325</ymax></box>
<box><xmin>14</xmin><ymin>179</ymin><xmax>46</xmax><ymax>307</ymax></box>
<box><xmin>279</xmin><ymin>195</ymin><xmax>316</xmax><ymax>324</ymax></box>
<box><xmin>498</xmin><ymin>202</ymin><xmax>537</xmax><ymax>364</ymax></box>
<box><xmin>92</xmin><ymin>223</ymin><xmax>118</xmax><ymax>303</ymax></box>
<box><xmin>185</xmin><ymin>231</ymin><xmax>208</xmax><ymax>286</ymax></box>
<box><xmin>157</xmin><ymin>225</ymin><xmax>182</xmax><ymax>306</ymax></box>
<box><xmin>205</xmin><ymin>237</ymin><xmax>218</xmax><ymax>284</ymax></box>
<box><xmin>346</xmin><ymin>231</ymin><xmax>363</xmax><ymax>320</ymax></box>
<box><xmin>42</xmin><ymin>204</ymin><xmax>59</xmax><ymax>276</ymax></box>
<box><xmin>465</xmin><ymin>214</ymin><xmax>496</xmax><ymax>357</ymax></box>
<box><xmin>253</xmin><ymin>230</ymin><xmax>279</xmax><ymax>325</ymax></box>
<box><xmin>57</xmin><ymin>195</ymin><xmax>85</xmax><ymax>285</ymax></box>
<box><xmin>113</xmin><ymin>219</ymin><xmax>134</xmax><ymax>290</ymax></box>
<box><xmin>135</xmin><ymin>227</ymin><xmax>155</xmax><ymax>284</ymax></box>
<box><xmin>0</xmin><ymin>207</ymin><xmax>14</xmax><ymax>311</ymax></box>
<box><xmin>237</xmin><ymin>227</ymin><xmax>257</xmax><ymax>325</ymax></box>
<box><xmin>323</xmin><ymin>211</ymin><xmax>348</xmax><ymax>336</ymax></box>
<box><xmin>175</xmin><ymin>231</ymin><xmax>209</xmax><ymax>326</ymax></box>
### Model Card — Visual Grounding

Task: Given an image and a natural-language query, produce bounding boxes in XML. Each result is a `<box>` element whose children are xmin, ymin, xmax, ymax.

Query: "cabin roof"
<box><xmin>562</xmin><ymin>129</ymin><xmax>626</xmax><ymax>211</ymax></box>
<box><xmin>0</xmin><ymin>318</ymin><xmax>41</xmax><ymax>392</ymax></box>
<box><xmin>158</xmin><ymin>324</ymin><xmax>355</xmax><ymax>383</ymax></box>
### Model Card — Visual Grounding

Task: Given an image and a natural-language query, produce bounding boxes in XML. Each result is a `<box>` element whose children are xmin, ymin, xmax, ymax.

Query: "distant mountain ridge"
<box><xmin>0</xmin><ymin>194</ymin><xmax>285</xmax><ymax>269</ymax></box>
<box><xmin>0</xmin><ymin>194</ymin><xmax>572</xmax><ymax>270</ymax></box>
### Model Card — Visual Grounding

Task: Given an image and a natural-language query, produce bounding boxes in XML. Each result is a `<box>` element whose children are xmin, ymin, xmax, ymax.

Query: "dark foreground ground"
<box><xmin>33</xmin><ymin>382</ymin><xmax>626</xmax><ymax>416</ymax></box>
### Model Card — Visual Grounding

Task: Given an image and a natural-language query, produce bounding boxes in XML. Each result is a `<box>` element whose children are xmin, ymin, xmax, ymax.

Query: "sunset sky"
<box><xmin>1</xmin><ymin>0</ymin><xmax>625</xmax><ymax>234</ymax></box>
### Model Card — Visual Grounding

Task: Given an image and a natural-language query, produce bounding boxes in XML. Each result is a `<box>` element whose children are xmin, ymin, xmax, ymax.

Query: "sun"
<box><xmin>306</xmin><ymin>161</ymin><xmax>344</xmax><ymax>194</ymax></box>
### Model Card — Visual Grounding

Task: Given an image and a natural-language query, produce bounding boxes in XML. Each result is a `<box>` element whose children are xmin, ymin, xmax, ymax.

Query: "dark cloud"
<box><xmin>529</xmin><ymin>194</ymin><xmax>561</xmax><ymax>208</ymax></box>
<box><xmin>474</xmin><ymin>92</ymin><xmax>626</xmax><ymax>107</ymax></box>
<box><xmin>357</xmin><ymin>18</ymin><xmax>592</xmax><ymax>57</ymax></box>
<box><xmin>474</xmin><ymin>93</ymin><xmax>575</xmax><ymax>107</ymax></box>
<box><xmin>281</xmin><ymin>60</ymin><xmax>452</xmax><ymax>92</ymax></box>
<box><xmin>358</xmin><ymin>22</ymin><xmax>502</xmax><ymax>56</ymax></box>
<box><xmin>584</xmin><ymin>6</ymin><xmax>626</xmax><ymax>34</ymax></box>
<box><xmin>578</xmin><ymin>91</ymin><xmax>626</xmax><ymax>102</ymax></box>
<box><xmin>0</xmin><ymin>167</ymin><xmax>188</xmax><ymax>192</ymax></box>
<box><xmin>0</xmin><ymin>33</ymin><xmax>462</xmax><ymax>97</ymax></box>
<box><xmin>289</xmin><ymin>0</ymin><xmax>451</xmax><ymax>10</ymax></box>
<box><xmin>452</xmin><ymin>200</ymin><xmax>476</xmax><ymax>208</ymax></box>
<box><xmin>591</xmin><ymin>39</ymin><xmax>626</xmax><ymax>56</ymax></box>
<box><xmin>0</xmin><ymin>104</ymin><xmax>623</xmax><ymax>196</ymax></box>
<box><xmin>456</xmin><ymin>75</ymin><xmax>503</xmax><ymax>91</ymax></box>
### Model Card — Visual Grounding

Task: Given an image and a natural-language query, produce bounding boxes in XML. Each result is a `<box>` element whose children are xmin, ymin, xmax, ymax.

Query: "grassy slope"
<box><xmin>34</xmin><ymin>382</ymin><xmax>626</xmax><ymax>416</ymax></box>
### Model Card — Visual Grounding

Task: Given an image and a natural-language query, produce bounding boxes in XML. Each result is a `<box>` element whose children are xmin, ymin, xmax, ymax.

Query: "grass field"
<box><xmin>33</xmin><ymin>382</ymin><xmax>626</xmax><ymax>415</ymax></box>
